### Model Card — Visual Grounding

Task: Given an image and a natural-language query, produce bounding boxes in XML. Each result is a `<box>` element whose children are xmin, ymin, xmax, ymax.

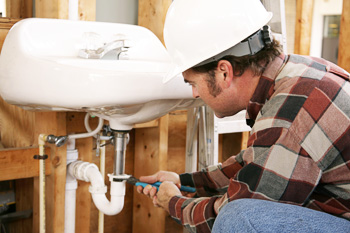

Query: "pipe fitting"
<box><xmin>69</xmin><ymin>161</ymin><xmax>99</xmax><ymax>182</ymax></box>
<box><xmin>46</xmin><ymin>134</ymin><xmax>69</xmax><ymax>147</ymax></box>
<box><xmin>68</xmin><ymin>160</ymin><xmax>125</xmax><ymax>216</ymax></box>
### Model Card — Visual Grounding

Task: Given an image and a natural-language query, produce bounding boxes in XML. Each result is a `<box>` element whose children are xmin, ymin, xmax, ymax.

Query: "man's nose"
<box><xmin>192</xmin><ymin>87</ymin><xmax>200</xmax><ymax>98</ymax></box>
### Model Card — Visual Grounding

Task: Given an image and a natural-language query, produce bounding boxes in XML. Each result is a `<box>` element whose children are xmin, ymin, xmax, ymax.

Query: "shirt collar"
<box><xmin>246</xmin><ymin>53</ymin><xmax>287</xmax><ymax>125</ymax></box>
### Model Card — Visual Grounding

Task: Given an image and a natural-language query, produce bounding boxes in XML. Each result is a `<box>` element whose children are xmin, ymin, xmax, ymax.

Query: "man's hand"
<box><xmin>153</xmin><ymin>181</ymin><xmax>181</xmax><ymax>212</ymax></box>
<box><xmin>136</xmin><ymin>171</ymin><xmax>182</xmax><ymax>212</ymax></box>
<box><xmin>139</xmin><ymin>170</ymin><xmax>180</xmax><ymax>185</ymax></box>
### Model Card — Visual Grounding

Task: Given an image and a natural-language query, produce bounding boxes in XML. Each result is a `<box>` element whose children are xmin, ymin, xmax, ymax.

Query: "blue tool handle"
<box><xmin>136</xmin><ymin>181</ymin><xmax>196</xmax><ymax>193</ymax></box>
<box><xmin>135</xmin><ymin>182</ymin><xmax>159</xmax><ymax>191</ymax></box>
<box><xmin>179</xmin><ymin>186</ymin><xmax>196</xmax><ymax>193</ymax></box>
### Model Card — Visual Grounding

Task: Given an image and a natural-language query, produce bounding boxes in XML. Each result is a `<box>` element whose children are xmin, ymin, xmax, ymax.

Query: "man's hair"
<box><xmin>189</xmin><ymin>39</ymin><xmax>282</xmax><ymax>97</ymax></box>
<box><xmin>191</xmin><ymin>39</ymin><xmax>282</xmax><ymax>77</ymax></box>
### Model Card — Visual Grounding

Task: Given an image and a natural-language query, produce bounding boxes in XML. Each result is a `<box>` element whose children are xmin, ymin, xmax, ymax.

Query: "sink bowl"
<box><xmin>0</xmin><ymin>18</ymin><xmax>202</xmax><ymax>130</ymax></box>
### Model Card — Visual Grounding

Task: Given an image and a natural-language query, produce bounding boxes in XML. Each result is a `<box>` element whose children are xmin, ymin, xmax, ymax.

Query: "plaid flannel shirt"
<box><xmin>168</xmin><ymin>53</ymin><xmax>350</xmax><ymax>233</ymax></box>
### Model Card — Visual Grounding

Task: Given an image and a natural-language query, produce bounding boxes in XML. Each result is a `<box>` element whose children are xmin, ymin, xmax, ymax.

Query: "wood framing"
<box><xmin>294</xmin><ymin>0</ymin><xmax>314</xmax><ymax>55</ymax></box>
<box><xmin>35</xmin><ymin>0</ymin><xmax>96</xmax><ymax>20</ymax></box>
<box><xmin>138</xmin><ymin>0</ymin><xmax>172</xmax><ymax>44</ymax></box>
<box><xmin>338</xmin><ymin>0</ymin><xmax>350</xmax><ymax>71</ymax></box>
<box><xmin>32</xmin><ymin>112</ymin><xmax>67</xmax><ymax>233</ymax></box>
<box><xmin>0</xmin><ymin>147</ymin><xmax>51</xmax><ymax>181</ymax></box>
<box><xmin>133</xmin><ymin>115</ymin><xmax>169</xmax><ymax>233</ymax></box>
<box><xmin>6</xmin><ymin>0</ymin><xmax>33</xmax><ymax>18</ymax></box>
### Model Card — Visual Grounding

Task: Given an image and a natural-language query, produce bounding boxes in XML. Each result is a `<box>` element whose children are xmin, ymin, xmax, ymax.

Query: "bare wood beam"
<box><xmin>35</xmin><ymin>0</ymin><xmax>95</xmax><ymax>20</ymax></box>
<box><xmin>33</xmin><ymin>112</ymin><xmax>67</xmax><ymax>233</ymax></box>
<box><xmin>294</xmin><ymin>0</ymin><xmax>314</xmax><ymax>55</ymax></box>
<box><xmin>6</xmin><ymin>0</ymin><xmax>33</xmax><ymax>18</ymax></box>
<box><xmin>79</xmin><ymin>0</ymin><xmax>96</xmax><ymax>21</ymax></box>
<box><xmin>133</xmin><ymin>115</ymin><xmax>169</xmax><ymax>233</ymax></box>
<box><xmin>0</xmin><ymin>147</ymin><xmax>51</xmax><ymax>181</ymax></box>
<box><xmin>138</xmin><ymin>0</ymin><xmax>172</xmax><ymax>44</ymax></box>
<box><xmin>338</xmin><ymin>0</ymin><xmax>350</xmax><ymax>71</ymax></box>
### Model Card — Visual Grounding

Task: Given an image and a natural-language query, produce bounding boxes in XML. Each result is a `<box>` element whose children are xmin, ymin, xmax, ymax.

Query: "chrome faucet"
<box><xmin>78</xmin><ymin>39</ymin><xmax>130</xmax><ymax>59</ymax></box>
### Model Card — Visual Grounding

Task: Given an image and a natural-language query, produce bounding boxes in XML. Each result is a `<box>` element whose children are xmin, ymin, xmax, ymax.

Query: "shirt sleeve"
<box><xmin>169</xmin><ymin>126</ymin><xmax>323</xmax><ymax>233</ymax></box>
<box><xmin>179</xmin><ymin>155</ymin><xmax>243</xmax><ymax>197</ymax></box>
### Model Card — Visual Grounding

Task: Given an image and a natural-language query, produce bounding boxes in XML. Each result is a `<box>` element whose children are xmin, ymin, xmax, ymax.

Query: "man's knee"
<box><xmin>212</xmin><ymin>199</ymin><xmax>259</xmax><ymax>233</ymax></box>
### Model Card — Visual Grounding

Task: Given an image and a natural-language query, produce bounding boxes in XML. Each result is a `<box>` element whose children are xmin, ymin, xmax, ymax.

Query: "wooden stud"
<box><xmin>133</xmin><ymin>115</ymin><xmax>169</xmax><ymax>233</ymax></box>
<box><xmin>165</xmin><ymin>111</ymin><xmax>188</xmax><ymax>232</ymax></box>
<box><xmin>138</xmin><ymin>0</ymin><xmax>172</xmax><ymax>44</ymax></box>
<box><xmin>6</xmin><ymin>0</ymin><xmax>33</xmax><ymax>18</ymax></box>
<box><xmin>79</xmin><ymin>0</ymin><xmax>96</xmax><ymax>21</ymax></box>
<box><xmin>338</xmin><ymin>0</ymin><xmax>350</xmax><ymax>71</ymax></box>
<box><xmin>35</xmin><ymin>0</ymin><xmax>95</xmax><ymax>20</ymax></box>
<box><xmin>241</xmin><ymin>131</ymin><xmax>250</xmax><ymax>150</ymax></box>
<box><xmin>33</xmin><ymin>112</ymin><xmax>67</xmax><ymax>233</ymax></box>
<box><xmin>35</xmin><ymin>0</ymin><xmax>63</xmax><ymax>19</ymax></box>
<box><xmin>294</xmin><ymin>0</ymin><xmax>314</xmax><ymax>55</ymax></box>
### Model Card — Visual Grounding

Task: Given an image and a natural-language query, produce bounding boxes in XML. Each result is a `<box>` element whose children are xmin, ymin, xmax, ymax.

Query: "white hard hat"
<box><xmin>163</xmin><ymin>0</ymin><xmax>273</xmax><ymax>83</ymax></box>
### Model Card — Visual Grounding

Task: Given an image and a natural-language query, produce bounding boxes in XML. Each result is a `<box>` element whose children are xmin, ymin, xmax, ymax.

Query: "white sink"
<box><xmin>0</xmin><ymin>18</ymin><xmax>202</xmax><ymax>130</ymax></box>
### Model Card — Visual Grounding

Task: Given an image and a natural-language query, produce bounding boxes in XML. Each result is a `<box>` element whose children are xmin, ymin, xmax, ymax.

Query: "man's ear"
<box><xmin>217</xmin><ymin>60</ymin><xmax>233</xmax><ymax>88</ymax></box>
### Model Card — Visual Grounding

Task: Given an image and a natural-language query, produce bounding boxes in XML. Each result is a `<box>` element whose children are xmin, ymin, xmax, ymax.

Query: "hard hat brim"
<box><xmin>163</xmin><ymin>11</ymin><xmax>273</xmax><ymax>84</ymax></box>
<box><xmin>163</xmin><ymin>63</ymin><xmax>182</xmax><ymax>83</ymax></box>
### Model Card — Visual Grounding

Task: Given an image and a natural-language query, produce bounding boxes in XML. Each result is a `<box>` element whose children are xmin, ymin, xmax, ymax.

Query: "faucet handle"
<box><xmin>80</xmin><ymin>32</ymin><xmax>104</xmax><ymax>51</ymax></box>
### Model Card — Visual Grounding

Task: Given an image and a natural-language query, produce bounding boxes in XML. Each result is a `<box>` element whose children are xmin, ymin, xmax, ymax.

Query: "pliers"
<box><xmin>126</xmin><ymin>176</ymin><xmax>196</xmax><ymax>193</ymax></box>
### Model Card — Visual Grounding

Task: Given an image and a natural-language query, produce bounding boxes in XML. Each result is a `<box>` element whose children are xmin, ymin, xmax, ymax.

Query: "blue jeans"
<box><xmin>212</xmin><ymin>199</ymin><xmax>350</xmax><ymax>233</ymax></box>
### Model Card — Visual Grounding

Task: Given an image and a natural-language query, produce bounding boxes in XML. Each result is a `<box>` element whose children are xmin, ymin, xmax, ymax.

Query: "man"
<box><xmin>138</xmin><ymin>0</ymin><xmax>350</xmax><ymax>232</ymax></box>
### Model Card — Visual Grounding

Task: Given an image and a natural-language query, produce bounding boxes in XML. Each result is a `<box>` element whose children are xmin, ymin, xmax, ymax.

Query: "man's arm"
<box><xmin>165</xmin><ymin>127</ymin><xmax>322</xmax><ymax>233</ymax></box>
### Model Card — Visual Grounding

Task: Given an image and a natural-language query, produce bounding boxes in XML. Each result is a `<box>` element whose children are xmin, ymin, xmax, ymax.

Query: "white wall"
<box><xmin>96</xmin><ymin>0</ymin><xmax>138</xmax><ymax>25</ymax></box>
<box><xmin>310</xmin><ymin>0</ymin><xmax>343</xmax><ymax>57</ymax></box>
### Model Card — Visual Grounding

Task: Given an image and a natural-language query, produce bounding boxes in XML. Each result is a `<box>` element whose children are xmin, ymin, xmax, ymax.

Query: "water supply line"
<box><xmin>38</xmin><ymin>134</ymin><xmax>48</xmax><ymax>233</ymax></box>
<box><xmin>98</xmin><ymin>139</ymin><xmax>106</xmax><ymax>233</ymax></box>
<box><xmin>69</xmin><ymin>115</ymin><xmax>106</xmax><ymax>140</ymax></box>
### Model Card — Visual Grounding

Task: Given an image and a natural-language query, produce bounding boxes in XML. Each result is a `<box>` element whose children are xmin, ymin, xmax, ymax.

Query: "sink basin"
<box><xmin>0</xmin><ymin>18</ymin><xmax>202</xmax><ymax>130</ymax></box>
